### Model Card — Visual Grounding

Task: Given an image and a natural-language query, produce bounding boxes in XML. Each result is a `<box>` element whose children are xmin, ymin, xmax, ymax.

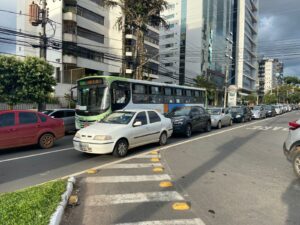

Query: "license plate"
<box><xmin>80</xmin><ymin>143</ymin><xmax>89</xmax><ymax>151</ymax></box>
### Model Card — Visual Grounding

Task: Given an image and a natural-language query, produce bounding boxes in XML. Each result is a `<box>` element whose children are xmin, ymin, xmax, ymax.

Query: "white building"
<box><xmin>258</xmin><ymin>58</ymin><xmax>283</xmax><ymax>95</ymax></box>
<box><xmin>158</xmin><ymin>0</ymin><xmax>203</xmax><ymax>85</ymax></box>
<box><xmin>231</xmin><ymin>0</ymin><xmax>258</xmax><ymax>97</ymax></box>
<box><xmin>17</xmin><ymin>0</ymin><xmax>159</xmax><ymax>102</ymax></box>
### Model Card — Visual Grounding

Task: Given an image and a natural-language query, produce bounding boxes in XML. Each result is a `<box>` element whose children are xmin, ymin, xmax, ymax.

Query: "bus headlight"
<box><xmin>94</xmin><ymin>135</ymin><xmax>112</xmax><ymax>141</ymax></box>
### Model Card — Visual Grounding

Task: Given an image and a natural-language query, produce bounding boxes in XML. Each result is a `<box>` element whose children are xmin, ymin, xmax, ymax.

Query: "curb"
<box><xmin>49</xmin><ymin>177</ymin><xmax>76</xmax><ymax>225</ymax></box>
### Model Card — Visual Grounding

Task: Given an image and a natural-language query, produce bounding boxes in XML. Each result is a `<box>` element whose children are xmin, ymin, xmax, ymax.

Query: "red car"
<box><xmin>0</xmin><ymin>110</ymin><xmax>65</xmax><ymax>150</ymax></box>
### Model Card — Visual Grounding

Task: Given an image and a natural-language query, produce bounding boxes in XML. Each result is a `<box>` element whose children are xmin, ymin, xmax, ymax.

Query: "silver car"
<box><xmin>251</xmin><ymin>105</ymin><xmax>267</xmax><ymax>119</ymax></box>
<box><xmin>283</xmin><ymin>119</ymin><xmax>300</xmax><ymax>178</ymax></box>
<box><xmin>43</xmin><ymin>109</ymin><xmax>76</xmax><ymax>133</ymax></box>
<box><xmin>207</xmin><ymin>108</ymin><xmax>233</xmax><ymax>129</ymax></box>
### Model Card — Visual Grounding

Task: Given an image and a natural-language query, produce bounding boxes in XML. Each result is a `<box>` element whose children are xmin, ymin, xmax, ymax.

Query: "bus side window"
<box><xmin>133</xmin><ymin>84</ymin><xmax>148</xmax><ymax>103</ymax></box>
<box><xmin>185</xmin><ymin>89</ymin><xmax>192</xmax><ymax>103</ymax></box>
<box><xmin>149</xmin><ymin>86</ymin><xmax>163</xmax><ymax>104</ymax></box>
<box><xmin>111</xmin><ymin>81</ymin><xmax>130</xmax><ymax>111</ymax></box>
<box><xmin>164</xmin><ymin>87</ymin><xmax>174</xmax><ymax>104</ymax></box>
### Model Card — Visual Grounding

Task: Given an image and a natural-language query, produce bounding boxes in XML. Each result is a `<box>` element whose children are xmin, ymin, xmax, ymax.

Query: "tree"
<box><xmin>104</xmin><ymin>0</ymin><xmax>168</xmax><ymax>80</ymax></box>
<box><xmin>284</xmin><ymin>76</ymin><xmax>300</xmax><ymax>85</ymax></box>
<box><xmin>245</xmin><ymin>93</ymin><xmax>257</xmax><ymax>105</ymax></box>
<box><xmin>263</xmin><ymin>92</ymin><xmax>277</xmax><ymax>104</ymax></box>
<box><xmin>19</xmin><ymin>57</ymin><xmax>56</xmax><ymax>110</ymax></box>
<box><xmin>0</xmin><ymin>56</ymin><xmax>23</xmax><ymax>109</ymax></box>
<box><xmin>194</xmin><ymin>75</ymin><xmax>216</xmax><ymax>106</ymax></box>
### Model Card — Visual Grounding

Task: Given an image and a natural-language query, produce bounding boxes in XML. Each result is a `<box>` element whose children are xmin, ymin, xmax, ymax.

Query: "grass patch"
<box><xmin>0</xmin><ymin>180</ymin><xmax>67</xmax><ymax>225</ymax></box>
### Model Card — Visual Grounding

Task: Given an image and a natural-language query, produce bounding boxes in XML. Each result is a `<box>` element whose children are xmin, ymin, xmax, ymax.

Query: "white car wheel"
<box><xmin>293</xmin><ymin>153</ymin><xmax>300</xmax><ymax>178</ymax></box>
<box><xmin>159</xmin><ymin>132</ymin><xmax>168</xmax><ymax>146</ymax></box>
<box><xmin>113</xmin><ymin>139</ymin><xmax>128</xmax><ymax>157</ymax></box>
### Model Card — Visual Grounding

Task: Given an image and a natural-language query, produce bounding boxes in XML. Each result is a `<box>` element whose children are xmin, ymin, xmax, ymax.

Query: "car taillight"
<box><xmin>288</xmin><ymin>121</ymin><xmax>300</xmax><ymax>130</ymax></box>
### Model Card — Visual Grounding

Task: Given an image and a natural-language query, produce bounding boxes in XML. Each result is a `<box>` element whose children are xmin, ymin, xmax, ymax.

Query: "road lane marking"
<box><xmin>62</xmin><ymin>115</ymin><xmax>287</xmax><ymax>179</ymax></box>
<box><xmin>0</xmin><ymin>148</ymin><xmax>73</xmax><ymax>163</ymax></box>
<box><xmin>160</xmin><ymin>181</ymin><xmax>173</xmax><ymax>188</ymax></box>
<box><xmin>114</xmin><ymin>218</ymin><xmax>205</xmax><ymax>225</ymax></box>
<box><xmin>136</xmin><ymin>155</ymin><xmax>161</xmax><ymax>158</ymax></box>
<box><xmin>172</xmin><ymin>202</ymin><xmax>190</xmax><ymax>211</ymax></box>
<box><xmin>85</xmin><ymin>174</ymin><xmax>171</xmax><ymax>183</ymax></box>
<box><xmin>246</xmin><ymin>126</ymin><xmax>289</xmax><ymax>131</ymax></box>
<box><xmin>85</xmin><ymin>191</ymin><xmax>184</xmax><ymax>206</ymax></box>
<box><xmin>104</xmin><ymin>163</ymin><xmax>162</xmax><ymax>169</ymax></box>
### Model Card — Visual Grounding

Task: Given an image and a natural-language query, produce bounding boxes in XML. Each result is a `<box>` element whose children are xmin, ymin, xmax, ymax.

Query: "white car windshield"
<box><xmin>101</xmin><ymin>112</ymin><xmax>135</xmax><ymax>124</ymax></box>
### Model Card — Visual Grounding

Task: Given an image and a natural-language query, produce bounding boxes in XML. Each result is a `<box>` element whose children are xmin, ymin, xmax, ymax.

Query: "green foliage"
<box><xmin>0</xmin><ymin>56</ymin><xmax>23</xmax><ymax>107</ymax></box>
<box><xmin>194</xmin><ymin>76</ymin><xmax>216</xmax><ymax>104</ymax></box>
<box><xmin>0</xmin><ymin>56</ymin><xmax>56</xmax><ymax>107</ymax></box>
<box><xmin>263</xmin><ymin>93</ymin><xmax>277</xmax><ymax>104</ymax></box>
<box><xmin>245</xmin><ymin>93</ymin><xmax>257</xmax><ymax>105</ymax></box>
<box><xmin>0</xmin><ymin>180</ymin><xmax>66</xmax><ymax>225</ymax></box>
<box><xmin>284</xmin><ymin>76</ymin><xmax>300</xmax><ymax>85</ymax></box>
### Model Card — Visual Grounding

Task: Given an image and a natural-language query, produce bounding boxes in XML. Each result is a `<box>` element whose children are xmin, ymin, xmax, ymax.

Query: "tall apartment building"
<box><xmin>230</xmin><ymin>0</ymin><xmax>259</xmax><ymax>100</ymax></box>
<box><xmin>258</xmin><ymin>58</ymin><xmax>283</xmax><ymax>98</ymax></box>
<box><xmin>158</xmin><ymin>0</ymin><xmax>203</xmax><ymax>85</ymax></box>
<box><xmin>16</xmin><ymin>0</ymin><xmax>159</xmax><ymax>100</ymax></box>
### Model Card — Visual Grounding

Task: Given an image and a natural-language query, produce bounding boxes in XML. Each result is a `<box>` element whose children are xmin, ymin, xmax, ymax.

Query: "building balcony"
<box><xmin>63</xmin><ymin>8</ymin><xmax>77</xmax><ymax>22</ymax></box>
<box><xmin>63</xmin><ymin>33</ymin><xmax>77</xmax><ymax>43</ymax></box>
<box><xmin>63</xmin><ymin>54</ymin><xmax>77</xmax><ymax>64</ymax></box>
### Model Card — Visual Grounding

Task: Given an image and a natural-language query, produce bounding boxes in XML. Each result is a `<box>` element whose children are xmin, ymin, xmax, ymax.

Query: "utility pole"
<box><xmin>40</xmin><ymin>0</ymin><xmax>48</xmax><ymax>59</ymax></box>
<box><xmin>224</xmin><ymin>64</ymin><xmax>229</xmax><ymax>108</ymax></box>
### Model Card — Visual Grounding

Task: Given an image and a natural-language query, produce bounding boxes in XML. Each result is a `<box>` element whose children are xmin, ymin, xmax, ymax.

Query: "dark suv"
<box><xmin>229</xmin><ymin>106</ymin><xmax>252</xmax><ymax>123</ymax></box>
<box><xmin>165</xmin><ymin>106</ymin><xmax>211</xmax><ymax>137</ymax></box>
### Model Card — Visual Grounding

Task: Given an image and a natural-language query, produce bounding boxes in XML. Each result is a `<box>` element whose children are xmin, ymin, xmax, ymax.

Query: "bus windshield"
<box><xmin>76</xmin><ymin>85</ymin><xmax>110</xmax><ymax>116</ymax></box>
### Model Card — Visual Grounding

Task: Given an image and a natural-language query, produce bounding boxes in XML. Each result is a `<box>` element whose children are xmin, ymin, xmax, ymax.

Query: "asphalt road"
<box><xmin>162</xmin><ymin>111</ymin><xmax>300</xmax><ymax>225</ymax></box>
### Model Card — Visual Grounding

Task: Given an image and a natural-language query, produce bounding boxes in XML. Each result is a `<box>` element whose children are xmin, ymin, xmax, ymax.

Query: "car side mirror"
<box><xmin>133</xmin><ymin>121</ymin><xmax>142</xmax><ymax>127</ymax></box>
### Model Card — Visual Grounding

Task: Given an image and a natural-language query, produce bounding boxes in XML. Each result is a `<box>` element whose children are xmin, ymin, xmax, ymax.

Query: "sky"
<box><xmin>0</xmin><ymin>0</ymin><xmax>299</xmax><ymax>75</ymax></box>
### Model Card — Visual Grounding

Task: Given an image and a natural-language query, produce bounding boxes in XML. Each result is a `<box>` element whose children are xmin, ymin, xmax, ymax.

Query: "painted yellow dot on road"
<box><xmin>172</xmin><ymin>202</ymin><xmax>190</xmax><ymax>211</ymax></box>
<box><xmin>151</xmin><ymin>158</ymin><xmax>160</xmax><ymax>162</ymax></box>
<box><xmin>159</xmin><ymin>181</ymin><xmax>173</xmax><ymax>188</ymax></box>
<box><xmin>150</xmin><ymin>150</ymin><xmax>159</xmax><ymax>155</ymax></box>
<box><xmin>153</xmin><ymin>167</ymin><xmax>164</xmax><ymax>172</ymax></box>
<box><xmin>86</xmin><ymin>169</ymin><xmax>97</xmax><ymax>174</ymax></box>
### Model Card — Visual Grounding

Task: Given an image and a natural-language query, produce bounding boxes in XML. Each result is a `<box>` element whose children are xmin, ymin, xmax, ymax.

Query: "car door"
<box><xmin>51</xmin><ymin>110</ymin><xmax>67</xmax><ymax>131</ymax></box>
<box><xmin>17</xmin><ymin>111</ymin><xmax>40</xmax><ymax>146</ymax></box>
<box><xmin>129</xmin><ymin>111</ymin><xmax>150</xmax><ymax>147</ymax></box>
<box><xmin>0</xmin><ymin>112</ymin><xmax>19</xmax><ymax>149</ymax></box>
<box><xmin>146</xmin><ymin>111</ymin><xmax>162</xmax><ymax>142</ymax></box>
<box><xmin>198</xmin><ymin>107</ymin><xmax>208</xmax><ymax>129</ymax></box>
<box><xmin>224</xmin><ymin>108</ymin><xmax>231</xmax><ymax>125</ymax></box>
<box><xmin>65</xmin><ymin>110</ymin><xmax>75</xmax><ymax>132</ymax></box>
<box><xmin>190</xmin><ymin>108</ymin><xmax>201</xmax><ymax>131</ymax></box>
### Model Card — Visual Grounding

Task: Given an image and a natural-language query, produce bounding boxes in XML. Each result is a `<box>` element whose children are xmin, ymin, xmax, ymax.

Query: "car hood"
<box><xmin>168</xmin><ymin>115</ymin><xmax>187</xmax><ymax>121</ymax></box>
<box><xmin>78</xmin><ymin>123</ymin><xmax>126</xmax><ymax>136</ymax></box>
<box><xmin>210</xmin><ymin>114</ymin><xmax>221</xmax><ymax>120</ymax></box>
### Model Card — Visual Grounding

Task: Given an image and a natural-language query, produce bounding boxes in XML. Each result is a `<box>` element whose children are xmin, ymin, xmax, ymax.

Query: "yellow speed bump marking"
<box><xmin>151</xmin><ymin>158</ymin><xmax>160</xmax><ymax>162</ymax></box>
<box><xmin>159</xmin><ymin>181</ymin><xmax>173</xmax><ymax>188</ymax></box>
<box><xmin>86</xmin><ymin>169</ymin><xmax>97</xmax><ymax>174</ymax></box>
<box><xmin>172</xmin><ymin>202</ymin><xmax>190</xmax><ymax>211</ymax></box>
<box><xmin>153</xmin><ymin>167</ymin><xmax>164</xmax><ymax>172</ymax></box>
<box><xmin>150</xmin><ymin>150</ymin><xmax>159</xmax><ymax>155</ymax></box>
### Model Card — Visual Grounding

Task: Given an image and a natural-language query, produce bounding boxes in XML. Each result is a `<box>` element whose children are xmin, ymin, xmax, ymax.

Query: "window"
<box><xmin>19</xmin><ymin>112</ymin><xmax>38</xmax><ymax>124</ymax></box>
<box><xmin>90</xmin><ymin>0</ymin><xmax>104</xmax><ymax>6</ymax></box>
<box><xmin>150</xmin><ymin>86</ymin><xmax>160</xmax><ymax>95</ymax></box>
<box><xmin>164</xmin><ymin>88</ymin><xmax>172</xmax><ymax>96</ymax></box>
<box><xmin>164</xmin><ymin>63</ymin><xmax>173</xmax><ymax>67</ymax></box>
<box><xmin>52</xmin><ymin>111</ymin><xmax>65</xmax><ymax>118</ymax></box>
<box><xmin>66</xmin><ymin>111</ymin><xmax>75</xmax><ymax>117</ymax></box>
<box><xmin>77</xmin><ymin>6</ymin><xmax>104</xmax><ymax>25</ymax></box>
<box><xmin>176</xmin><ymin>89</ymin><xmax>182</xmax><ymax>96</ymax></box>
<box><xmin>148</xmin><ymin>111</ymin><xmax>161</xmax><ymax>123</ymax></box>
<box><xmin>191</xmin><ymin>108</ymin><xmax>200</xmax><ymax>116</ymax></box>
<box><xmin>165</xmin><ymin>43</ymin><xmax>174</xmax><ymax>48</ymax></box>
<box><xmin>134</xmin><ymin>112</ymin><xmax>147</xmax><ymax>125</ymax></box>
<box><xmin>38</xmin><ymin>114</ymin><xmax>47</xmax><ymax>122</ymax></box>
<box><xmin>77</xmin><ymin>27</ymin><xmax>104</xmax><ymax>44</ymax></box>
<box><xmin>133</xmin><ymin>84</ymin><xmax>148</xmax><ymax>103</ymax></box>
<box><xmin>133</xmin><ymin>84</ymin><xmax>146</xmax><ymax>94</ymax></box>
<box><xmin>186</xmin><ymin>90</ymin><xmax>192</xmax><ymax>96</ymax></box>
<box><xmin>0</xmin><ymin>113</ymin><xmax>15</xmax><ymax>127</ymax></box>
<box><xmin>165</xmin><ymin>14</ymin><xmax>175</xmax><ymax>20</ymax></box>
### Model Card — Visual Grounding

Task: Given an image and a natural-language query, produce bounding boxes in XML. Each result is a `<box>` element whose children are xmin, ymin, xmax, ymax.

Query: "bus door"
<box><xmin>111</xmin><ymin>81</ymin><xmax>131</xmax><ymax>111</ymax></box>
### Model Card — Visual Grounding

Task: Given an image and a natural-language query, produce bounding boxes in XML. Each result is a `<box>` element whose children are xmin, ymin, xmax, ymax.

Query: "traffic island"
<box><xmin>0</xmin><ymin>178</ymin><xmax>74</xmax><ymax>225</ymax></box>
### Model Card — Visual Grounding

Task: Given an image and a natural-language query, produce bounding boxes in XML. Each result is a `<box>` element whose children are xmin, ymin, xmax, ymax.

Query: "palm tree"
<box><xmin>104</xmin><ymin>0</ymin><xmax>168</xmax><ymax>80</ymax></box>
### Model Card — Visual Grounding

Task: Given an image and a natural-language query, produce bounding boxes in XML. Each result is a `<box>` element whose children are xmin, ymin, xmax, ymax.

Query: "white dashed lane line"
<box><xmin>114</xmin><ymin>218</ymin><xmax>205</xmax><ymax>225</ymax></box>
<box><xmin>105</xmin><ymin>163</ymin><xmax>163</xmax><ymax>169</ymax></box>
<box><xmin>84</xmin><ymin>174</ymin><xmax>171</xmax><ymax>183</ymax></box>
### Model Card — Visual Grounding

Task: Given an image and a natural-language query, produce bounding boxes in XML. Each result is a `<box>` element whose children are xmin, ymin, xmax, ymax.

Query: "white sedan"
<box><xmin>73</xmin><ymin>109</ymin><xmax>173</xmax><ymax>157</ymax></box>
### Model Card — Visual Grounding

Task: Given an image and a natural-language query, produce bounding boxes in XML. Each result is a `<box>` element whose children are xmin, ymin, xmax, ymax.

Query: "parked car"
<box><xmin>273</xmin><ymin>105</ymin><xmax>282</xmax><ymax>115</ymax></box>
<box><xmin>229</xmin><ymin>106</ymin><xmax>252</xmax><ymax>123</ymax></box>
<box><xmin>165</xmin><ymin>106</ymin><xmax>211</xmax><ymax>137</ymax></box>
<box><xmin>283</xmin><ymin>120</ymin><xmax>300</xmax><ymax>178</ymax></box>
<box><xmin>43</xmin><ymin>109</ymin><xmax>75</xmax><ymax>133</ymax></box>
<box><xmin>0</xmin><ymin>110</ymin><xmax>65</xmax><ymax>150</ymax></box>
<box><xmin>265</xmin><ymin>105</ymin><xmax>276</xmax><ymax>117</ymax></box>
<box><xmin>251</xmin><ymin>105</ymin><xmax>267</xmax><ymax>119</ymax></box>
<box><xmin>207</xmin><ymin>107</ymin><xmax>233</xmax><ymax>129</ymax></box>
<box><xmin>73</xmin><ymin>110</ymin><xmax>172</xmax><ymax>157</ymax></box>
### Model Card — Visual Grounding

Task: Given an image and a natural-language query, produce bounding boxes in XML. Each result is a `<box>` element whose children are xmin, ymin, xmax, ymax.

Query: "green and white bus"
<box><xmin>75</xmin><ymin>76</ymin><xmax>207</xmax><ymax>129</ymax></box>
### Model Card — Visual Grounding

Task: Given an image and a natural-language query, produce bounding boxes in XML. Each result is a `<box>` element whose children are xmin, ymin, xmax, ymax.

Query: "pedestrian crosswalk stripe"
<box><xmin>85</xmin><ymin>191</ymin><xmax>184</xmax><ymax>206</ymax></box>
<box><xmin>135</xmin><ymin>155</ymin><xmax>161</xmax><ymax>158</ymax></box>
<box><xmin>104</xmin><ymin>163</ymin><xmax>162</xmax><ymax>169</ymax></box>
<box><xmin>85</xmin><ymin>174</ymin><xmax>171</xmax><ymax>183</ymax></box>
<box><xmin>114</xmin><ymin>218</ymin><xmax>205</xmax><ymax>225</ymax></box>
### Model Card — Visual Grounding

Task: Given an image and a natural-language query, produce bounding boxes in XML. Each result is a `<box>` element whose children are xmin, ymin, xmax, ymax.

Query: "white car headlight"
<box><xmin>93</xmin><ymin>135</ymin><xmax>112</xmax><ymax>141</ymax></box>
<box><xmin>75</xmin><ymin>132</ymin><xmax>81</xmax><ymax>139</ymax></box>
<box><xmin>236</xmin><ymin>115</ymin><xmax>241</xmax><ymax>118</ymax></box>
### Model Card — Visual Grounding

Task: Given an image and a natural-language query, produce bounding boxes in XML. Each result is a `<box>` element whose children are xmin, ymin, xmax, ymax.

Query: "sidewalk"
<box><xmin>62</xmin><ymin>151</ymin><xmax>205</xmax><ymax>225</ymax></box>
